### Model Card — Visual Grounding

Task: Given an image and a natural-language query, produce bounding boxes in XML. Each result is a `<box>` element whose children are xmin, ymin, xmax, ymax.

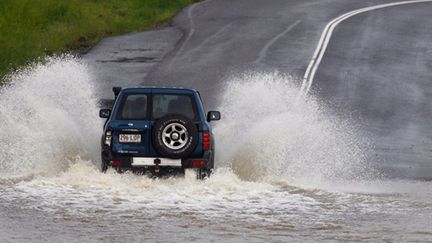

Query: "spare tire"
<box><xmin>152</xmin><ymin>115</ymin><xmax>198</xmax><ymax>159</ymax></box>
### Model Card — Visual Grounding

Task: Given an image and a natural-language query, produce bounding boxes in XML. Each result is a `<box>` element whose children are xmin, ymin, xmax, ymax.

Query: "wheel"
<box><xmin>197</xmin><ymin>168</ymin><xmax>212</xmax><ymax>180</ymax></box>
<box><xmin>100</xmin><ymin>161</ymin><xmax>108</xmax><ymax>173</ymax></box>
<box><xmin>152</xmin><ymin>115</ymin><xmax>198</xmax><ymax>159</ymax></box>
<box><xmin>100</xmin><ymin>148</ymin><xmax>111</xmax><ymax>173</ymax></box>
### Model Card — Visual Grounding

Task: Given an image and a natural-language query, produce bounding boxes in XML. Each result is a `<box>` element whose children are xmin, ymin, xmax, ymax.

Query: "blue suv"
<box><xmin>99</xmin><ymin>87</ymin><xmax>220</xmax><ymax>179</ymax></box>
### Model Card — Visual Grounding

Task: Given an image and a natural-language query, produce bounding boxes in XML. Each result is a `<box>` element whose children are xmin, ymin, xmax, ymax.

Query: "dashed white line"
<box><xmin>176</xmin><ymin>1</ymin><xmax>207</xmax><ymax>57</ymax></box>
<box><xmin>254</xmin><ymin>20</ymin><xmax>301</xmax><ymax>64</ymax></box>
<box><xmin>188</xmin><ymin>22</ymin><xmax>234</xmax><ymax>55</ymax></box>
<box><xmin>300</xmin><ymin>0</ymin><xmax>432</xmax><ymax>96</ymax></box>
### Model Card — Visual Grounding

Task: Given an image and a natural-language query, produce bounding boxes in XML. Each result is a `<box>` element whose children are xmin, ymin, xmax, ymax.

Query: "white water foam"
<box><xmin>1</xmin><ymin>55</ymin><xmax>417</xmax><ymax>196</ymax></box>
<box><xmin>0</xmin><ymin>56</ymin><xmax>101</xmax><ymax>177</ymax></box>
<box><xmin>0</xmin><ymin>60</ymin><xmax>378</xmax><ymax>191</ymax></box>
<box><xmin>1</xmin><ymin>61</ymin><xmax>431</xmax><ymax>243</ymax></box>
<box><xmin>1</xmin><ymin>57</ymin><xmax>432</xmax><ymax>243</ymax></box>
<box><xmin>214</xmin><ymin>72</ymin><xmax>377</xmax><ymax>187</ymax></box>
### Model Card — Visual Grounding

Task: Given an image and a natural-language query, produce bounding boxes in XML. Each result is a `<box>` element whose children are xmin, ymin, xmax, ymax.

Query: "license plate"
<box><xmin>119</xmin><ymin>134</ymin><xmax>141</xmax><ymax>143</ymax></box>
<box><xmin>132</xmin><ymin>158</ymin><xmax>182</xmax><ymax>167</ymax></box>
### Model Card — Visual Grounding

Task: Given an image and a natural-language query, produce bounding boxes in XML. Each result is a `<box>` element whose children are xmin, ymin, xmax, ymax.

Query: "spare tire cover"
<box><xmin>152</xmin><ymin>115</ymin><xmax>198</xmax><ymax>159</ymax></box>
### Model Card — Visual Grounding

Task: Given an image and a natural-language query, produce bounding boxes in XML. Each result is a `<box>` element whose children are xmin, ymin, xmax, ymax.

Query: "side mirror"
<box><xmin>207</xmin><ymin>111</ymin><xmax>221</xmax><ymax>122</ymax></box>
<box><xmin>99</xmin><ymin>109</ymin><xmax>111</xmax><ymax>119</ymax></box>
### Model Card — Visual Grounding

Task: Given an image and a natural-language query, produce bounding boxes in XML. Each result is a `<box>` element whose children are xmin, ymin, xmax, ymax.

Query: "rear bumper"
<box><xmin>102</xmin><ymin>149</ymin><xmax>213</xmax><ymax>169</ymax></box>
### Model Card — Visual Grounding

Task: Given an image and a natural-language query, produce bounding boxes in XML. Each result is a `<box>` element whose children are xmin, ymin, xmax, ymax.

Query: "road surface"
<box><xmin>1</xmin><ymin>0</ymin><xmax>432</xmax><ymax>242</ymax></box>
<box><xmin>86</xmin><ymin>0</ymin><xmax>432</xmax><ymax>179</ymax></box>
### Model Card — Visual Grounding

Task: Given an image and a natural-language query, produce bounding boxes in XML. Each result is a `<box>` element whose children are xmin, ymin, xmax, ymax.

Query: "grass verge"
<box><xmin>0</xmin><ymin>0</ymin><xmax>199</xmax><ymax>82</ymax></box>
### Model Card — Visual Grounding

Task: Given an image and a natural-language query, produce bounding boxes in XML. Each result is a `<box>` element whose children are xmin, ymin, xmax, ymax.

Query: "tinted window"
<box><xmin>152</xmin><ymin>94</ymin><xmax>196</xmax><ymax>120</ymax></box>
<box><xmin>117</xmin><ymin>94</ymin><xmax>148</xmax><ymax>120</ymax></box>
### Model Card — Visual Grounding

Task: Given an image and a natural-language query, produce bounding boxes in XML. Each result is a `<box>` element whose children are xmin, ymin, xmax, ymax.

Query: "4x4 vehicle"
<box><xmin>99</xmin><ymin>87</ymin><xmax>220</xmax><ymax>179</ymax></box>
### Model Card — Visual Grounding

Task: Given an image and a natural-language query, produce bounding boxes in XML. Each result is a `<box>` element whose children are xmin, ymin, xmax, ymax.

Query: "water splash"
<box><xmin>0</xmin><ymin>64</ymin><xmax>431</xmax><ymax>242</ymax></box>
<box><xmin>0</xmin><ymin>56</ymin><xmax>101</xmax><ymax>177</ymax></box>
<box><xmin>0</xmin><ymin>64</ymin><xmax>378</xmax><ymax>190</ymax></box>
<box><xmin>214</xmin><ymin>72</ymin><xmax>378</xmax><ymax>186</ymax></box>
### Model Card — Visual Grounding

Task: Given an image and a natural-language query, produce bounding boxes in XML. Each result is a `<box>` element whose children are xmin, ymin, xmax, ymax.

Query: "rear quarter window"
<box><xmin>152</xmin><ymin>94</ymin><xmax>196</xmax><ymax>120</ymax></box>
<box><xmin>117</xmin><ymin>94</ymin><xmax>148</xmax><ymax>120</ymax></box>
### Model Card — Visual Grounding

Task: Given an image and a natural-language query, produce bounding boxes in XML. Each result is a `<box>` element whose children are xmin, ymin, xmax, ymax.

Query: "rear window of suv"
<box><xmin>117</xmin><ymin>94</ymin><xmax>148</xmax><ymax>120</ymax></box>
<box><xmin>152</xmin><ymin>94</ymin><xmax>196</xmax><ymax>120</ymax></box>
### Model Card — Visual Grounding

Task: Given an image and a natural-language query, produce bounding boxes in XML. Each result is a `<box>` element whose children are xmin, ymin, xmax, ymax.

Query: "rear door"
<box><xmin>111</xmin><ymin>91</ymin><xmax>152</xmax><ymax>156</ymax></box>
<box><xmin>148</xmin><ymin>90</ymin><xmax>203</xmax><ymax>157</ymax></box>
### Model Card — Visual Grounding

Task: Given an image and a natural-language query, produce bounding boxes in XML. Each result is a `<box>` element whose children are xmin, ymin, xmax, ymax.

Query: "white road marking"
<box><xmin>176</xmin><ymin>1</ymin><xmax>207</xmax><ymax>57</ymax></box>
<box><xmin>299</xmin><ymin>0</ymin><xmax>432</xmax><ymax>96</ymax></box>
<box><xmin>254</xmin><ymin>20</ymin><xmax>301</xmax><ymax>64</ymax></box>
<box><xmin>187</xmin><ymin>22</ymin><xmax>234</xmax><ymax>56</ymax></box>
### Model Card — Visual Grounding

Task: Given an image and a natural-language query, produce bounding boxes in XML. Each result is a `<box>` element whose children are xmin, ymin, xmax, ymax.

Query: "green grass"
<box><xmin>0</xmin><ymin>0</ymin><xmax>198</xmax><ymax>82</ymax></box>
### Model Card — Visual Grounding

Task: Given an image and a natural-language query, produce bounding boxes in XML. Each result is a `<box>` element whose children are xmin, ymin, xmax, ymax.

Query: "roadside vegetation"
<box><xmin>0</xmin><ymin>0</ymin><xmax>198</xmax><ymax>82</ymax></box>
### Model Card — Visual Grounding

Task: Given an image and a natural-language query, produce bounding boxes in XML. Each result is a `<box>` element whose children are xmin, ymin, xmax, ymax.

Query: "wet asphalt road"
<box><xmin>85</xmin><ymin>0</ymin><xmax>432</xmax><ymax>178</ymax></box>
<box><xmin>313</xmin><ymin>2</ymin><xmax>432</xmax><ymax>179</ymax></box>
<box><xmin>3</xmin><ymin>1</ymin><xmax>432</xmax><ymax>242</ymax></box>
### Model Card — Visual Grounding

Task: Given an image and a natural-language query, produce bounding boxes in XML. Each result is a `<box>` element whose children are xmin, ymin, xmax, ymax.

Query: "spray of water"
<box><xmin>1</xmin><ymin>58</ymin><xmax>431</xmax><ymax>236</ymax></box>
<box><xmin>0</xmin><ymin>56</ymin><xmax>101</xmax><ymax>177</ymax></box>
<box><xmin>214</xmin><ymin>72</ymin><xmax>378</xmax><ymax>186</ymax></box>
<box><xmin>0</xmin><ymin>57</ymin><xmax>378</xmax><ymax>192</ymax></box>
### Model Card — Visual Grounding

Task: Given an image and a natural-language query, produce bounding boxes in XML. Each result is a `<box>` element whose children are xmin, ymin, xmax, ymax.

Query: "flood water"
<box><xmin>0</xmin><ymin>57</ymin><xmax>431</xmax><ymax>242</ymax></box>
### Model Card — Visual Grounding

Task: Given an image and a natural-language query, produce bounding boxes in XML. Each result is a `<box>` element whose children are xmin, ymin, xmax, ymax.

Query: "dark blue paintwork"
<box><xmin>102</xmin><ymin>87</ymin><xmax>212</xmax><ymax>163</ymax></box>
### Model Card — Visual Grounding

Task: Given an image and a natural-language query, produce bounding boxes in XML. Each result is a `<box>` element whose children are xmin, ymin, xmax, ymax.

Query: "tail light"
<box><xmin>104</xmin><ymin>130</ymin><xmax>112</xmax><ymax>146</ymax></box>
<box><xmin>202</xmin><ymin>132</ymin><xmax>211</xmax><ymax>150</ymax></box>
<box><xmin>112</xmin><ymin>159</ymin><xmax>121</xmax><ymax>167</ymax></box>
